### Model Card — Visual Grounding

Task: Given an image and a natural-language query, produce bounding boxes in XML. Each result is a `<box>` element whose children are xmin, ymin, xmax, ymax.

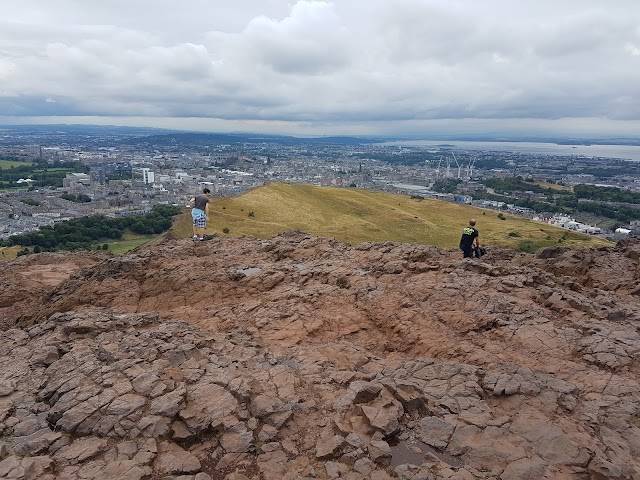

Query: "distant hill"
<box><xmin>0</xmin><ymin>124</ymin><xmax>177</xmax><ymax>137</ymax></box>
<box><xmin>124</xmin><ymin>132</ymin><xmax>384</xmax><ymax>147</ymax></box>
<box><xmin>174</xmin><ymin>183</ymin><xmax>610</xmax><ymax>251</ymax></box>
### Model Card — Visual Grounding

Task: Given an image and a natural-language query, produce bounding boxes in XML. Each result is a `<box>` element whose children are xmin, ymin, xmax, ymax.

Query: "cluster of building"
<box><xmin>546</xmin><ymin>215</ymin><xmax>603</xmax><ymax>234</ymax></box>
<box><xmin>2</xmin><ymin>134</ymin><xmax>640</xmax><ymax>240</ymax></box>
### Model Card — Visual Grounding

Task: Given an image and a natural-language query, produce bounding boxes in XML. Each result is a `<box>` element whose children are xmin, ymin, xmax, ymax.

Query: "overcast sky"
<box><xmin>1</xmin><ymin>0</ymin><xmax>639</xmax><ymax>136</ymax></box>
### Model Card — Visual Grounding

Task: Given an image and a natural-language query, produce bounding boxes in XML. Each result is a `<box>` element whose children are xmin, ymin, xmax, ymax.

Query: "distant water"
<box><xmin>382</xmin><ymin>140</ymin><xmax>640</xmax><ymax>162</ymax></box>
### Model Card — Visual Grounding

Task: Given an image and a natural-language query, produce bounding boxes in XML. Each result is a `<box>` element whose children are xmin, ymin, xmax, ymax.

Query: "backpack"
<box><xmin>473</xmin><ymin>246</ymin><xmax>487</xmax><ymax>258</ymax></box>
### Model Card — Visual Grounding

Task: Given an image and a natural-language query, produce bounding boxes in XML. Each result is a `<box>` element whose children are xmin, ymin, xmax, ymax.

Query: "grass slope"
<box><xmin>172</xmin><ymin>183</ymin><xmax>611</xmax><ymax>251</ymax></box>
<box><xmin>0</xmin><ymin>246</ymin><xmax>21</xmax><ymax>260</ymax></box>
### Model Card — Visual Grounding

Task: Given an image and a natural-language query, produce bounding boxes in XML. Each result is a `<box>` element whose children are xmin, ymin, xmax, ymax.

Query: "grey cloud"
<box><xmin>1</xmin><ymin>0</ymin><xmax>640</xmax><ymax>135</ymax></box>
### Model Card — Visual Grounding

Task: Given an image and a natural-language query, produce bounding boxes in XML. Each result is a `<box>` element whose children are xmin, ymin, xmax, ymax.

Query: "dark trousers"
<box><xmin>462</xmin><ymin>247</ymin><xmax>474</xmax><ymax>258</ymax></box>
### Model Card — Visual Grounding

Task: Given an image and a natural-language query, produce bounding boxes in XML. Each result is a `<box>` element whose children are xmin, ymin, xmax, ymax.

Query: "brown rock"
<box><xmin>155</xmin><ymin>449</ymin><xmax>201</xmax><ymax>475</ymax></box>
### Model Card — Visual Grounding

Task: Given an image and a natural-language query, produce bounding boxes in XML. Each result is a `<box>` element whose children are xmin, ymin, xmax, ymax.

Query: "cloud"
<box><xmin>243</xmin><ymin>1</ymin><xmax>351</xmax><ymax>74</ymax></box>
<box><xmin>0</xmin><ymin>0</ymin><xmax>639</xmax><ymax>135</ymax></box>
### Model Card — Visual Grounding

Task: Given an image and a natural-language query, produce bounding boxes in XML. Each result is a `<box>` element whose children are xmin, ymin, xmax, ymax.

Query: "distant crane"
<box><xmin>467</xmin><ymin>156</ymin><xmax>477</xmax><ymax>179</ymax></box>
<box><xmin>452</xmin><ymin>152</ymin><xmax>462</xmax><ymax>179</ymax></box>
<box><xmin>434</xmin><ymin>156</ymin><xmax>443</xmax><ymax>179</ymax></box>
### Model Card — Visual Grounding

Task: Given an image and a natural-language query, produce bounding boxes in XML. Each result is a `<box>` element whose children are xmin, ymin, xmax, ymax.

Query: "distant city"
<box><xmin>1</xmin><ymin>125</ymin><xmax>640</xmax><ymax>241</ymax></box>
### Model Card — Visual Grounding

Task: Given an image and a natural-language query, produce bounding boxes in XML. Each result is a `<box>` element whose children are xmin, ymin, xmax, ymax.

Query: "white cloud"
<box><xmin>0</xmin><ymin>0</ymin><xmax>639</xmax><ymax>136</ymax></box>
<box><xmin>626</xmin><ymin>43</ymin><xmax>640</xmax><ymax>56</ymax></box>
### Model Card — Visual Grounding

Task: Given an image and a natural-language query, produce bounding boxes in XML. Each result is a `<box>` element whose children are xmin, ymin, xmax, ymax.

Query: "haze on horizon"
<box><xmin>1</xmin><ymin>0</ymin><xmax>639</xmax><ymax>138</ymax></box>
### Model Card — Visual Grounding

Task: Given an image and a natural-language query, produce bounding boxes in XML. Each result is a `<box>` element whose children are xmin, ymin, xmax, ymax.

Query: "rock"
<box><xmin>0</xmin><ymin>381</ymin><xmax>15</xmax><ymax>397</ymax></box>
<box><xmin>256</xmin><ymin>449</ymin><xmax>288</xmax><ymax>479</ymax></box>
<box><xmin>187</xmin><ymin>383</ymin><xmax>237</xmax><ymax>420</ymax></box>
<box><xmin>390</xmin><ymin>381</ymin><xmax>429</xmax><ymax>413</ymax></box>
<box><xmin>12</xmin><ymin>429</ymin><xmax>62</xmax><ymax>456</ymax></box>
<box><xmin>501</xmin><ymin>457</ymin><xmax>548</xmax><ymax>479</ymax></box>
<box><xmin>0</xmin><ymin>455</ymin><xmax>53</xmax><ymax>480</ymax></box>
<box><xmin>54</xmin><ymin>437</ymin><xmax>108</xmax><ymax>464</ymax></box>
<box><xmin>416</xmin><ymin>416</ymin><xmax>456</xmax><ymax>449</ymax></box>
<box><xmin>0</xmin><ymin>441</ymin><xmax>11</xmax><ymax>459</ymax></box>
<box><xmin>248</xmin><ymin>394</ymin><xmax>284</xmax><ymax>418</ymax></box>
<box><xmin>587</xmin><ymin>455</ymin><xmax>622</xmax><ymax>480</ymax></box>
<box><xmin>131</xmin><ymin>372</ymin><xmax>162</xmax><ymax>396</ymax></box>
<box><xmin>138</xmin><ymin>415</ymin><xmax>171</xmax><ymax>437</ymax></box>
<box><xmin>449</xmin><ymin>425</ymin><xmax>526</xmax><ymax>470</ymax></box>
<box><xmin>220</xmin><ymin>422</ymin><xmax>254</xmax><ymax>453</ymax></box>
<box><xmin>258</xmin><ymin>424</ymin><xmax>278</xmax><ymax>442</ymax></box>
<box><xmin>353</xmin><ymin>457</ymin><xmax>376</xmax><ymax>476</ymax></box>
<box><xmin>30</xmin><ymin>347</ymin><xmax>59</xmax><ymax>367</ymax></box>
<box><xmin>361</xmin><ymin>403</ymin><xmax>402</xmax><ymax>436</ymax></box>
<box><xmin>104</xmin><ymin>393</ymin><xmax>146</xmax><ymax>416</ymax></box>
<box><xmin>368</xmin><ymin>440</ymin><xmax>392</xmax><ymax>466</ymax></box>
<box><xmin>0</xmin><ymin>455</ymin><xmax>21</xmax><ymax>478</ymax></box>
<box><xmin>350</xmin><ymin>382</ymin><xmax>383</xmax><ymax>404</ymax></box>
<box><xmin>155</xmin><ymin>449</ymin><xmax>201</xmax><ymax>475</ymax></box>
<box><xmin>325</xmin><ymin>461</ymin><xmax>346</xmax><ymax>479</ymax></box>
<box><xmin>316</xmin><ymin>435</ymin><xmax>345</xmax><ymax>460</ymax></box>
<box><xmin>149</xmin><ymin>388</ymin><xmax>186</xmax><ymax>417</ymax></box>
<box><xmin>172</xmin><ymin>420</ymin><xmax>196</xmax><ymax>442</ymax></box>
<box><xmin>100</xmin><ymin>460</ymin><xmax>148</xmax><ymax>480</ymax></box>
<box><xmin>2</xmin><ymin>237</ymin><xmax>640</xmax><ymax>479</ymax></box>
<box><xmin>509</xmin><ymin>411</ymin><xmax>589</xmax><ymax>466</ymax></box>
<box><xmin>178</xmin><ymin>406</ymin><xmax>211</xmax><ymax>435</ymax></box>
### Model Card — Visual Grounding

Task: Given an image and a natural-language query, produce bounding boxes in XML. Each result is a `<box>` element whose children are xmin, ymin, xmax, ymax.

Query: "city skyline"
<box><xmin>2</xmin><ymin>0</ymin><xmax>640</xmax><ymax>137</ymax></box>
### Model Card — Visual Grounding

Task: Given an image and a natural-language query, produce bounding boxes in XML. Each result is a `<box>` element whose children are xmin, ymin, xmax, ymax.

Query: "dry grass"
<box><xmin>172</xmin><ymin>183</ymin><xmax>611</xmax><ymax>251</ymax></box>
<box><xmin>0</xmin><ymin>246</ymin><xmax>21</xmax><ymax>260</ymax></box>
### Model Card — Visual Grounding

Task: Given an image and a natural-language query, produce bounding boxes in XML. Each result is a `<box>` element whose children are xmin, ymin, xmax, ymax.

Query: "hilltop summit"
<box><xmin>0</xmin><ymin>234</ymin><xmax>638</xmax><ymax>479</ymax></box>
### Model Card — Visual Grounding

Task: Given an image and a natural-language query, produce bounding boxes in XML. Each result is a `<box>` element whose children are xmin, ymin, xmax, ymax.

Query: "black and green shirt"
<box><xmin>459</xmin><ymin>227</ymin><xmax>479</xmax><ymax>250</ymax></box>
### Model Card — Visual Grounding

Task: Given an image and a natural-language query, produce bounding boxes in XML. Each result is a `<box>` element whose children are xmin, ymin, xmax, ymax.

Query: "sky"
<box><xmin>1</xmin><ymin>0</ymin><xmax>639</xmax><ymax>137</ymax></box>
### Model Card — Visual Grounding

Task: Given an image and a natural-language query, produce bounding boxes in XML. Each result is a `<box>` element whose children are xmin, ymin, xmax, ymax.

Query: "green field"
<box><xmin>103</xmin><ymin>234</ymin><xmax>158</xmax><ymax>254</ymax></box>
<box><xmin>0</xmin><ymin>234</ymin><xmax>159</xmax><ymax>259</ymax></box>
<box><xmin>172</xmin><ymin>183</ymin><xmax>611</xmax><ymax>251</ymax></box>
<box><xmin>0</xmin><ymin>160</ymin><xmax>34</xmax><ymax>169</ymax></box>
<box><xmin>534</xmin><ymin>181</ymin><xmax>573</xmax><ymax>192</ymax></box>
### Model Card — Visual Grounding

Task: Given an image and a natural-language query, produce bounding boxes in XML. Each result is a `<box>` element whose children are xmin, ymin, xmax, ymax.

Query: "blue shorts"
<box><xmin>192</xmin><ymin>209</ymin><xmax>207</xmax><ymax>228</ymax></box>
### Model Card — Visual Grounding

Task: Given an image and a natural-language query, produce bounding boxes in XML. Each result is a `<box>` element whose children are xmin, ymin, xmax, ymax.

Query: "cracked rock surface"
<box><xmin>0</xmin><ymin>233</ymin><xmax>639</xmax><ymax>479</ymax></box>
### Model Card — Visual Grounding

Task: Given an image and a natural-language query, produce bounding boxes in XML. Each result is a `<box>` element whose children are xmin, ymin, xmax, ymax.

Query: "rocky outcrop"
<box><xmin>0</xmin><ymin>233</ymin><xmax>638</xmax><ymax>479</ymax></box>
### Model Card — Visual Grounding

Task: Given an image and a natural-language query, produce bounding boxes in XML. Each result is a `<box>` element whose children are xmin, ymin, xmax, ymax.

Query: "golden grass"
<box><xmin>0</xmin><ymin>246</ymin><xmax>21</xmax><ymax>260</ymax></box>
<box><xmin>172</xmin><ymin>183</ymin><xmax>611</xmax><ymax>251</ymax></box>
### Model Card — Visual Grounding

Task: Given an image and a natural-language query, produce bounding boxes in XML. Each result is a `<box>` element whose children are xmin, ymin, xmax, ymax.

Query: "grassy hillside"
<box><xmin>0</xmin><ymin>246</ymin><xmax>21</xmax><ymax>260</ymax></box>
<box><xmin>172</xmin><ymin>183</ymin><xmax>611</xmax><ymax>251</ymax></box>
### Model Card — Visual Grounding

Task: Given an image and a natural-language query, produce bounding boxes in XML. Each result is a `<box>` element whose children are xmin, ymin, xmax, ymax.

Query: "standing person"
<box><xmin>189</xmin><ymin>188</ymin><xmax>211</xmax><ymax>241</ymax></box>
<box><xmin>459</xmin><ymin>219</ymin><xmax>480</xmax><ymax>259</ymax></box>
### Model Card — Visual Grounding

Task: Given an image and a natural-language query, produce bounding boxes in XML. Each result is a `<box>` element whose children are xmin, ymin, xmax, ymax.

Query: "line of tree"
<box><xmin>474</xmin><ymin>184</ymin><xmax>640</xmax><ymax>223</ymax></box>
<box><xmin>574</xmin><ymin>184</ymin><xmax>640</xmax><ymax>204</ymax></box>
<box><xmin>1</xmin><ymin>205</ymin><xmax>182</xmax><ymax>251</ymax></box>
<box><xmin>482</xmin><ymin>177</ymin><xmax>573</xmax><ymax>198</ymax></box>
<box><xmin>433</xmin><ymin>178</ymin><xmax>462</xmax><ymax>193</ymax></box>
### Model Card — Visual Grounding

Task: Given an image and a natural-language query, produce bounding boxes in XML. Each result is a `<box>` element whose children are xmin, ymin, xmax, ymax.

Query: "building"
<box><xmin>63</xmin><ymin>173</ymin><xmax>91</xmax><ymax>189</ymax></box>
<box><xmin>133</xmin><ymin>168</ymin><xmax>155</xmax><ymax>184</ymax></box>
